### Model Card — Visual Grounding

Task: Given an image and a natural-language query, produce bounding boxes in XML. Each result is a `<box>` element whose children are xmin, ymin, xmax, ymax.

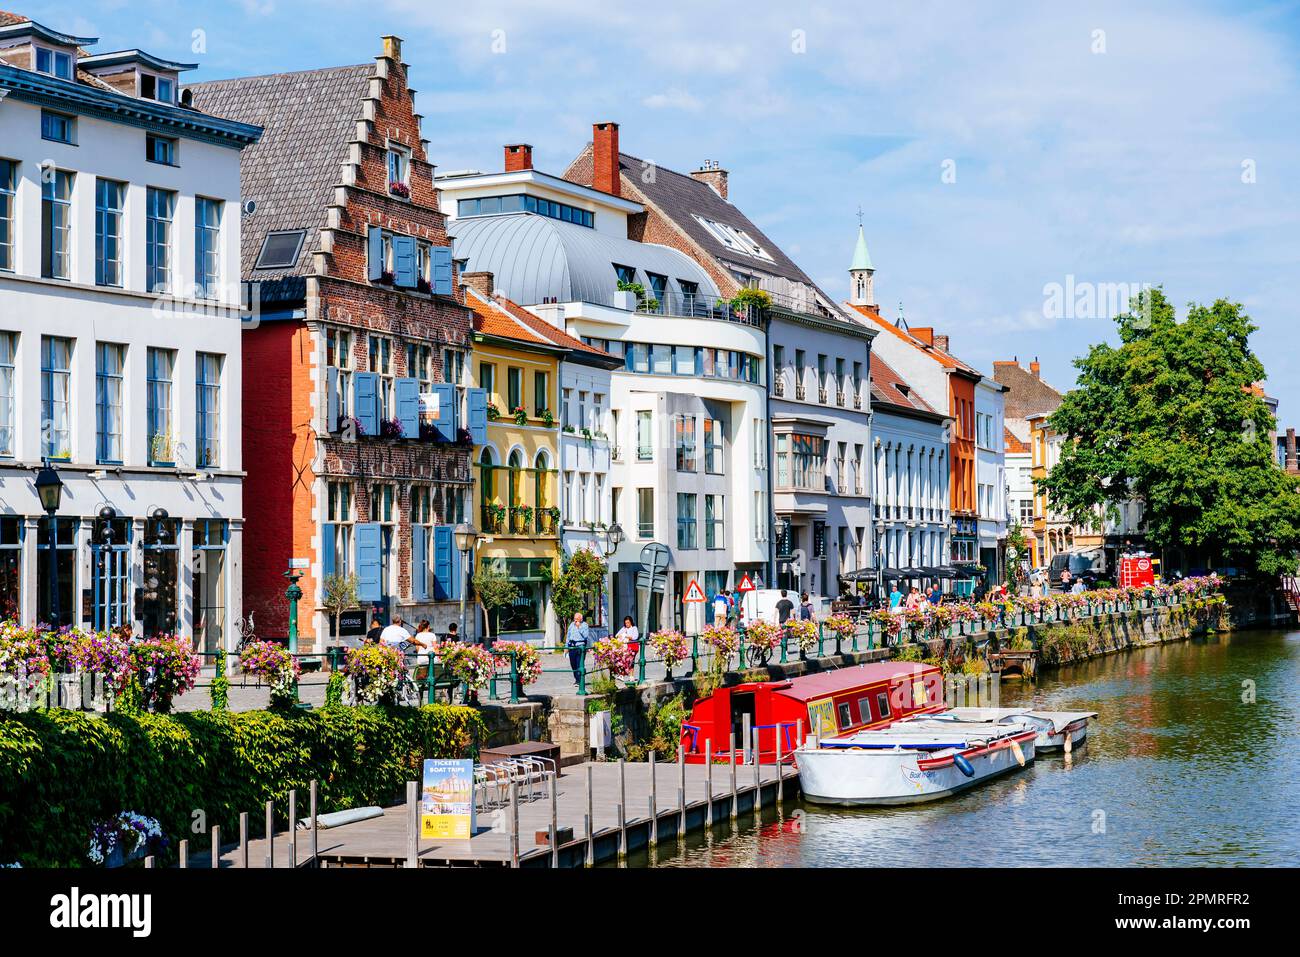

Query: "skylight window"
<box><xmin>255</xmin><ymin>230</ymin><xmax>307</xmax><ymax>269</ymax></box>
<box><xmin>691</xmin><ymin>214</ymin><xmax>774</xmax><ymax>262</ymax></box>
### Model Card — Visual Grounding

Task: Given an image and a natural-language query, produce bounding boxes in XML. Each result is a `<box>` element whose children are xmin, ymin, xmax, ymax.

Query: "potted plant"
<box><xmin>512</xmin><ymin>405</ymin><xmax>529</xmax><ymax>426</ymax></box>
<box><xmin>648</xmin><ymin>628</ymin><xmax>689</xmax><ymax>680</ymax></box>
<box><xmin>341</xmin><ymin>643</ymin><xmax>405</xmax><ymax>705</ymax></box>
<box><xmin>541</xmin><ymin>408</ymin><xmax>555</xmax><ymax>428</ymax></box>
<box><xmin>239</xmin><ymin>640</ymin><xmax>301</xmax><ymax>710</ymax></box>
<box><xmin>380</xmin><ymin>417</ymin><xmax>403</xmax><ymax>439</ymax></box>
<box><xmin>87</xmin><ymin>812</ymin><xmax>168</xmax><ymax>867</ymax></box>
<box><xmin>592</xmin><ymin>634</ymin><xmax>638</xmax><ymax>686</ymax></box>
<box><xmin>486</xmin><ymin>403</ymin><xmax>501</xmax><ymax>421</ymax></box>
<box><xmin>128</xmin><ymin>635</ymin><xmax>200</xmax><ymax>713</ymax></box>
<box><xmin>492</xmin><ymin>639</ymin><xmax>541</xmax><ymax>697</ymax></box>
<box><xmin>389</xmin><ymin>180</ymin><xmax>411</xmax><ymax>199</ymax></box>
<box><xmin>484</xmin><ymin>502</ymin><xmax>507</xmax><ymax>532</ymax></box>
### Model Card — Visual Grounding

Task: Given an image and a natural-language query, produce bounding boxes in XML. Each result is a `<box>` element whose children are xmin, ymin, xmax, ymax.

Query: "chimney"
<box><xmin>911</xmin><ymin>327</ymin><xmax>934</xmax><ymax>346</ymax></box>
<box><xmin>461</xmin><ymin>271</ymin><xmax>495</xmax><ymax>300</ymax></box>
<box><xmin>1287</xmin><ymin>428</ymin><xmax>1297</xmax><ymax>472</ymax></box>
<box><xmin>1030</xmin><ymin>357</ymin><xmax>1041</xmax><ymax>378</ymax></box>
<box><xmin>592</xmin><ymin>121</ymin><xmax>620</xmax><ymax>197</ymax></box>
<box><xmin>933</xmin><ymin>334</ymin><xmax>950</xmax><ymax>352</ymax></box>
<box><xmin>503</xmin><ymin>144</ymin><xmax>533</xmax><ymax>172</ymax></box>
<box><xmin>691</xmin><ymin>160</ymin><xmax>729</xmax><ymax>200</ymax></box>
<box><xmin>381</xmin><ymin>35</ymin><xmax>402</xmax><ymax>61</ymax></box>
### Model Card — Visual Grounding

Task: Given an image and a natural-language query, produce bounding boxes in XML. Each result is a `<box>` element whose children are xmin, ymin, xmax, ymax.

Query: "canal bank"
<box><xmin>632</xmin><ymin>626</ymin><xmax>1300</xmax><ymax>867</ymax></box>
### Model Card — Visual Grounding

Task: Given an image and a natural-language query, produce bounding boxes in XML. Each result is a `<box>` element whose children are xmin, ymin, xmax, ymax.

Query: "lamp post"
<box><xmin>774</xmin><ymin>516</ymin><xmax>790</xmax><ymax>591</ymax></box>
<box><xmin>598</xmin><ymin>523</ymin><xmax>624</xmax><ymax>632</ymax></box>
<box><xmin>97</xmin><ymin>505</ymin><xmax>118</xmax><ymax>630</ymax></box>
<box><xmin>453</xmin><ymin>522</ymin><xmax>476</xmax><ymax>640</ymax></box>
<box><xmin>34</xmin><ymin>462</ymin><xmax>64</xmax><ymax>626</ymax></box>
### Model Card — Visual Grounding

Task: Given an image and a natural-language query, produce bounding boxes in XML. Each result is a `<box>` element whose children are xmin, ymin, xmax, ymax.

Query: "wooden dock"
<box><xmin>194</xmin><ymin>757</ymin><xmax>800</xmax><ymax>869</ymax></box>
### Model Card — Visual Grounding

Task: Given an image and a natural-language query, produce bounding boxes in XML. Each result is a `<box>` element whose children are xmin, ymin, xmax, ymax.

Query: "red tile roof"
<box><xmin>845</xmin><ymin>302</ymin><xmax>980</xmax><ymax>376</ymax></box>
<box><xmin>465</xmin><ymin>289</ymin><xmax>554</xmax><ymax>347</ymax></box>
<box><xmin>1004</xmin><ymin>427</ymin><xmax>1029</xmax><ymax>454</ymax></box>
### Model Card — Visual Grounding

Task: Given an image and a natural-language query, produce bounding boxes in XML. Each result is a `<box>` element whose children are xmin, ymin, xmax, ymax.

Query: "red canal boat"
<box><xmin>680</xmin><ymin>662</ymin><xmax>945</xmax><ymax>764</ymax></box>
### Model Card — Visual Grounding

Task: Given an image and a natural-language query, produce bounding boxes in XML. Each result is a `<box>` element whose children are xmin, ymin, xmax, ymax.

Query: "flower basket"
<box><xmin>438</xmin><ymin>641</ymin><xmax>497</xmax><ymax>692</ymax></box>
<box><xmin>239</xmin><ymin>640</ymin><xmax>301</xmax><ymax>709</ymax></box>
<box><xmin>512</xmin><ymin>406</ymin><xmax>528</xmax><ymax>426</ymax></box>
<box><xmin>592</xmin><ymin>634</ymin><xmax>637</xmax><ymax>680</ymax></box>
<box><xmin>492</xmin><ymin>640</ymin><xmax>542</xmax><ymax>692</ymax></box>
<box><xmin>701</xmin><ymin>623</ymin><xmax>739</xmax><ymax>661</ymax></box>
<box><xmin>88</xmin><ymin>812</ymin><xmax>168</xmax><ymax>868</ymax></box>
<box><xmin>648</xmin><ymin>629</ymin><xmax>689</xmax><ymax>677</ymax></box>
<box><xmin>742</xmin><ymin>619</ymin><xmax>781</xmax><ymax>654</ymax></box>
<box><xmin>342</xmin><ymin>643</ymin><xmax>405</xmax><ymax>704</ymax></box>
<box><xmin>129</xmin><ymin>635</ymin><xmax>200</xmax><ymax>713</ymax></box>
<box><xmin>786</xmin><ymin>618</ymin><xmax>820</xmax><ymax>654</ymax></box>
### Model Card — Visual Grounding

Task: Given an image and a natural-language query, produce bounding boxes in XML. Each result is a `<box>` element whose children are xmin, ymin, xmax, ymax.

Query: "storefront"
<box><xmin>950</xmin><ymin>516</ymin><xmax>980</xmax><ymax>597</ymax></box>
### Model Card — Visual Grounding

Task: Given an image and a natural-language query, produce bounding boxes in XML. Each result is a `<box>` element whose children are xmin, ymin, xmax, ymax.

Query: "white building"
<box><xmin>438</xmin><ymin>146</ymin><xmax>768</xmax><ymax>634</ymax></box>
<box><xmin>975</xmin><ymin>376</ymin><xmax>1008</xmax><ymax>578</ymax></box>
<box><xmin>0</xmin><ymin>14</ymin><xmax>259</xmax><ymax>645</ymax></box>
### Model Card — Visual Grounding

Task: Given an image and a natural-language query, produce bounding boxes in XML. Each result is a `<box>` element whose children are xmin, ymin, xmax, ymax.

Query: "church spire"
<box><xmin>848</xmin><ymin>219</ymin><xmax>875</xmax><ymax>306</ymax></box>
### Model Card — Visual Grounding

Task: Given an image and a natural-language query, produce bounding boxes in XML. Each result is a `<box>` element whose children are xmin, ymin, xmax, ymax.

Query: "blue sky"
<box><xmin>34</xmin><ymin>0</ymin><xmax>1300</xmax><ymax>418</ymax></box>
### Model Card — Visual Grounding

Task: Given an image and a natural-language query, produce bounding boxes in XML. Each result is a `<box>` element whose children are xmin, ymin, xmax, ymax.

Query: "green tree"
<box><xmin>321</xmin><ymin>572</ymin><xmax>359</xmax><ymax>646</ymax></box>
<box><xmin>1039</xmin><ymin>288</ymin><xmax>1300</xmax><ymax>577</ymax></box>
<box><xmin>551</xmin><ymin>549</ymin><xmax>607</xmax><ymax>628</ymax></box>
<box><xmin>1004</xmin><ymin>523</ymin><xmax>1029</xmax><ymax>595</ymax></box>
<box><xmin>472</xmin><ymin>566</ymin><xmax>519</xmax><ymax>642</ymax></box>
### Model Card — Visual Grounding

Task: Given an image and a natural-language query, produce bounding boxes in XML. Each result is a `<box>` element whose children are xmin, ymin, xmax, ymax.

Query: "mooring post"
<box><xmin>550</xmin><ymin>774</ymin><xmax>559</xmax><ymax>868</ymax></box>
<box><xmin>288</xmin><ymin>789</ymin><xmax>297</xmax><ymax>869</ymax></box>
<box><xmin>509</xmin><ymin>781</ymin><xmax>520</xmax><ymax>868</ymax></box>
<box><xmin>752</xmin><ymin>725</ymin><xmax>761</xmax><ymax>789</ymax></box>
<box><xmin>211</xmin><ymin>824</ymin><xmax>221</xmax><ymax>870</ymax></box>
<box><xmin>742</xmin><ymin>712</ymin><xmax>752</xmax><ymax>764</ymax></box>
<box><xmin>729</xmin><ymin>732</ymin><xmax>738</xmax><ymax>820</ymax></box>
<box><xmin>586</xmin><ymin>764</ymin><xmax>594</xmax><ymax>866</ymax></box>
<box><xmin>618</xmin><ymin>758</ymin><xmax>628</xmax><ymax>858</ymax></box>
<box><xmin>264</xmin><ymin>800</ymin><xmax>274</xmax><ymax>869</ymax></box>
<box><xmin>775</xmin><ymin>722</ymin><xmax>784</xmax><ymax>801</ymax></box>
<box><xmin>239</xmin><ymin>812</ymin><xmax>249</xmax><ymax>869</ymax></box>
<box><xmin>649</xmin><ymin>751</ymin><xmax>658</xmax><ymax>841</ymax></box>
<box><xmin>617</xmin><ymin>802</ymin><xmax>626</xmax><ymax>861</ymax></box>
<box><xmin>704</xmin><ymin>739</ymin><xmax>713</xmax><ymax>830</ymax></box>
<box><xmin>144</xmin><ymin>855</ymin><xmax>154</xmax><ymax>869</ymax></box>
<box><xmin>406</xmin><ymin>780</ymin><xmax>419</xmax><ymax>869</ymax></box>
<box><xmin>309</xmin><ymin>779</ymin><xmax>318</xmax><ymax>866</ymax></box>
<box><xmin>178</xmin><ymin>839</ymin><xmax>188</xmax><ymax>870</ymax></box>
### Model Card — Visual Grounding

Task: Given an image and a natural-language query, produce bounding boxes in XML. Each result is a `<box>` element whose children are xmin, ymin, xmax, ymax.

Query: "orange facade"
<box><xmin>949</xmin><ymin>373</ymin><xmax>978</xmax><ymax>516</ymax></box>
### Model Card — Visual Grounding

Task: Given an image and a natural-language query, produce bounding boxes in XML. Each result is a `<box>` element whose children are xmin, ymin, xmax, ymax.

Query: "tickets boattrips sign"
<box><xmin>421</xmin><ymin>758</ymin><xmax>476</xmax><ymax>840</ymax></box>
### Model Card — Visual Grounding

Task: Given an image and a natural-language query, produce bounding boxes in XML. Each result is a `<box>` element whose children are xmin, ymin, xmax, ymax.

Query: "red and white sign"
<box><xmin>736</xmin><ymin>573</ymin><xmax>756</xmax><ymax>593</ymax></box>
<box><xmin>682</xmin><ymin>578</ymin><xmax>707</xmax><ymax>603</ymax></box>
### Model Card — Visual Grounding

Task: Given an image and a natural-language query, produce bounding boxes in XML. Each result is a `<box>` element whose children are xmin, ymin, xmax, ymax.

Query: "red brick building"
<box><xmin>188</xmin><ymin>37</ymin><xmax>482</xmax><ymax>650</ymax></box>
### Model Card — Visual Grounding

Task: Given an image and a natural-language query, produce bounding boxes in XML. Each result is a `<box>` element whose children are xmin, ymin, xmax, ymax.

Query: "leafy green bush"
<box><xmin>0</xmin><ymin>703</ymin><xmax>484</xmax><ymax>866</ymax></box>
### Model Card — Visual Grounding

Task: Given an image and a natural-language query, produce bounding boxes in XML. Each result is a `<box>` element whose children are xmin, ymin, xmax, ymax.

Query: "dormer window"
<box><xmin>140</xmin><ymin>73</ymin><xmax>175</xmax><ymax>103</ymax></box>
<box><xmin>35</xmin><ymin>47</ymin><xmax>74</xmax><ymax>80</ymax></box>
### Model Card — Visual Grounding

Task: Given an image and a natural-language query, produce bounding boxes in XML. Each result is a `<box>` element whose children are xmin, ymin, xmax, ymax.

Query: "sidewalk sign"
<box><xmin>420</xmin><ymin>758</ymin><xmax>476</xmax><ymax>840</ymax></box>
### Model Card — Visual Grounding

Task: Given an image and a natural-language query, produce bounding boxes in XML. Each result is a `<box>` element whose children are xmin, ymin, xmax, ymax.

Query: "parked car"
<box><xmin>1049</xmin><ymin>549</ymin><xmax>1107</xmax><ymax>588</ymax></box>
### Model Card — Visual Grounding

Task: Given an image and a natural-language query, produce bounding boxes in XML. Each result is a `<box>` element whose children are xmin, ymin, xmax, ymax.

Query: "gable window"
<box><xmin>35</xmin><ymin>47</ymin><xmax>73</xmax><ymax>80</ymax></box>
<box><xmin>387</xmin><ymin>145</ymin><xmax>411</xmax><ymax>198</ymax></box>
<box><xmin>254</xmin><ymin>230</ymin><xmax>306</xmax><ymax>269</ymax></box>
<box><xmin>613</xmin><ymin>263</ymin><xmax>636</xmax><ymax>285</ymax></box>
<box><xmin>95</xmin><ymin>179</ymin><xmax>125</xmax><ymax>287</ymax></box>
<box><xmin>368</xmin><ymin>335</ymin><xmax>393</xmax><ymax>422</ymax></box>
<box><xmin>145</xmin><ymin>187</ymin><xmax>176</xmax><ymax>293</ymax></box>
<box><xmin>146</xmin><ymin>134</ymin><xmax>177</xmax><ymax>166</ymax></box>
<box><xmin>41</xmin><ymin>169</ymin><xmax>73</xmax><ymax>280</ymax></box>
<box><xmin>40</xmin><ymin>110</ymin><xmax>75</xmax><ymax>144</ymax></box>
<box><xmin>0</xmin><ymin>160</ymin><xmax>15</xmax><ymax>273</ymax></box>
<box><xmin>194</xmin><ymin>197</ymin><xmax>223</xmax><ymax>297</ymax></box>
<box><xmin>326</xmin><ymin>327</ymin><xmax>353</xmax><ymax>422</ymax></box>
<box><xmin>691</xmin><ymin>214</ymin><xmax>774</xmax><ymax>262</ymax></box>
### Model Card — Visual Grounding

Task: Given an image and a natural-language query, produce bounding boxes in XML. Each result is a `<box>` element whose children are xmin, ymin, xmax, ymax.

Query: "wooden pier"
<box><xmin>195</xmin><ymin>757</ymin><xmax>800</xmax><ymax>869</ymax></box>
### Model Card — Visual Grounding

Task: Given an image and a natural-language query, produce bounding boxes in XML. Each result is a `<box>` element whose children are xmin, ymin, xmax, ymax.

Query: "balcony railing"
<box><xmin>836</xmin><ymin>391</ymin><xmax>845</xmax><ymax>407</ymax></box>
<box><xmin>854</xmin><ymin>394</ymin><xmax>863</xmax><ymax>410</ymax></box>
<box><xmin>795</xmin><ymin>384</ymin><xmax>806</xmax><ymax>400</ymax></box>
<box><xmin>634</xmin><ymin>291</ymin><xmax>765</xmax><ymax>326</ymax></box>
<box><xmin>818</xmin><ymin>388</ymin><xmax>828</xmax><ymax>404</ymax></box>
<box><xmin>773</xmin><ymin>377</ymin><xmax>786</xmax><ymax>397</ymax></box>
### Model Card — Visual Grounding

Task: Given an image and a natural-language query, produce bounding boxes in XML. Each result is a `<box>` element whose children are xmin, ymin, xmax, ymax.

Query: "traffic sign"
<box><xmin>736</xmin><ymin>573</ymin><xmax>756</xmax><ymax>593</ymax></box>
<box><xmin>635</xmin><ymin>571</ymin><xmax>666</xmax><ymax>594</ymax></box>
<box><xmin>682</xmin><ymin>578</ymin><xmax>706</xmax><ymax>603</ymax></box>
<box><xmin>639</xmin><ymin>542</ymin><xmax>671</xmax><ymax>573</ymax></box>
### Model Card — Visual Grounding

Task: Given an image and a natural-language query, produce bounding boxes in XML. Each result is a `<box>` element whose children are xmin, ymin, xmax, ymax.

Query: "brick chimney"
<box><xmin>1030</xmin><ymin>357</ymin><xmax>1041</xmax><ymax>378</ymax></box>
<box><xmin>461</xmin><ymin>271</ymin><xmax>494</xmax><ymax>300</ymax></box>
<box><xmin>933</xmin><ymin>334</ymin><xmax>950</xmax><ymax>352</ymax></box>
<box><xmin>691</xmin><ymin>160</ymin><xmax>729</xmax><ymax>200</ymax></box>
<box><xmin>504</xmin><ymin>144</ymin><xmax>533</xmax><ymax>172</ymax></box>
<box><xmin>592</xmin><ymin>121</ymin><xmax>620</xmax><ymax>197</ymax></box>
<box><xmin>1287</xmin><ymin>428</ymin><xmax>1297</xmax><ymax>472</ymax></box>
<box><xmin>382</xmin><ymin>35</ymin><xmax>402</xmax><ymax>61</ymax></box>
<box><xmin>911</xmin><ymin>327</ymin><xmax>934</xmax><ymax>346</ymax></box>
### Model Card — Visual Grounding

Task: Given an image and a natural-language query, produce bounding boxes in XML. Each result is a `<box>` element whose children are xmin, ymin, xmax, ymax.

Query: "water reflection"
<box><xmin>636</xmin><ymin>630</ymin><xmax>1300</xmax><ymax>868</ymax></box>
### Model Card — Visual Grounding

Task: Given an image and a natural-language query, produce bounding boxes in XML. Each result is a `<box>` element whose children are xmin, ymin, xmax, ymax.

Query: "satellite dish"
<box><xmin>242</xmin><ymin>199</ymin><xmax>257</xmax><ymax>216</ymax></box>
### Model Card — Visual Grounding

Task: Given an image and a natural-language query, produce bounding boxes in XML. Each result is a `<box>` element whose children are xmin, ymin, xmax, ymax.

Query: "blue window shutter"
<box><xmin>367</xmin><ymin>226</ymin><xmax>384</xmax><ymax>281</ymax></box>
<box><xmin>467</xmin><ymin>386</ymin><xmax>488</xmax><ymax>445</ymax></box>
<box><xmin>431</xmin><ymin>382</ymin><xmax>456</xmax><ymax>441</ymax></box>
<box><xmin>353</xmin><ymin>372</ymin><xmax>378</xmax><ymax>436</ymax></box>
<box><xmin>393</xmin><ymin>235</ymin><xmax>416</xmax><ymax>287</ymax></box>
<box><xmin>410</xmin><ymin>524</ymin><xmax>428</xmax><ymax>601</ymax></box>
<box><xmin>322</xmin><ymin>524</ymin><xmax>337</xmax><ymax>578</ymax></box>
<box><xmin>431</xmin><ymin>246</ymin><xmax>453</xmax><ymax>295</ymax></box>
<box><xmin>432</xmin><ymin>525</ymin><xmax>454</xmax><ymax>600</ymax></box>
<box><xmin>395</xmin><ymin>376</ymin><xmax>420</xmax><ymax>437</ymax></box>
<box><xmin>356</xmin><ymin>523</ymin><xmax>383</xmax><ymax>601</ymax></box>
<box><xmin>326</xmin><ymin>367</ymin><xmax>339</xmax><ymax>433</ymax></box>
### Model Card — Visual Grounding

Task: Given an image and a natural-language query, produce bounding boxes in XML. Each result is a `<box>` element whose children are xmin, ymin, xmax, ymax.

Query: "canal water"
<box><xmin>634</xmin><ymin>629</ymin><xmax>1300</xmax><ymax>867</ymax></box>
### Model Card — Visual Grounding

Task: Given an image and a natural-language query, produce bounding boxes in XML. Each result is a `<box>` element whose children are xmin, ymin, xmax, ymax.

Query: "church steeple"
<box><xmin>848</xmin><ymin>217</ymin><xmax>875</xmax><ymax>307</ymax></box>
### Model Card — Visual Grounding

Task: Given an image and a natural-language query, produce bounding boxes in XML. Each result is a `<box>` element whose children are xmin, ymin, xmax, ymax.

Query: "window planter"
<box><xmin>388</xmin><ymin>181</ymin><xmax>411</xmax><ymax>199</ymax></box>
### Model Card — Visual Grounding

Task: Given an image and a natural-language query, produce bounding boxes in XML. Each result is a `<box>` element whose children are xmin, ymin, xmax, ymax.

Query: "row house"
<box><xmin>440</xmin><ymin>134</ymin><xmax>767</xmax><ymax>635</ymax></box>
<box><xmin>0</xmin><ymin>12</ymin><xmax>259</xmax><ymax>642</ymax></box>
<box><xmin>846</xmin><ymin>272</ymin><xmax>1004</xmax><ymax>594</ymax></box>
<box><xmin>187</xmin><ymin>36</ymin><xmax>478</xmax><ymax>650</ymax></box>
<box><xmin>562</xmin><ymin>125</ymin><xmax>876</xmax><ymax>606</ymax></box>
<box><xmin>462</xmin><ymin>276</ymin><xmax>619</xmax><ymax>640</ymax></box>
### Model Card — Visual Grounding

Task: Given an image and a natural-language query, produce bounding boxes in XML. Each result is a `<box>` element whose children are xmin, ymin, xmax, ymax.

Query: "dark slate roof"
<box><xmin>992</xmin><ymin>361</ymin><xmax>1063</xmax><ymax>421</ymax></box>
<box><xmin>185</xmin><ymin>63</ymin><xmax>375</xmax><ymax>287</ymax></box>
<box><xmin>870</xmin><ymin>353</ymin><xmax>939</xmax><ymax>416</ymax></box>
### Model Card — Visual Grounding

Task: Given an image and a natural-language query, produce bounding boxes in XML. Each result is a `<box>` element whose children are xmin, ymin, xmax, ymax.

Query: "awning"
<box><xmin>837</xmin><ymin>567</ymin><xmax>878</xmax><ymax>582</ymax></box>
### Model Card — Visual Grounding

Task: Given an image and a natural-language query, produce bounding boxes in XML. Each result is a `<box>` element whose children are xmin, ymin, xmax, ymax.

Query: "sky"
<box><xmin>30</xmin><ymin>0</ymin><xmax>1300</xmax><ymax>417</ymax></box>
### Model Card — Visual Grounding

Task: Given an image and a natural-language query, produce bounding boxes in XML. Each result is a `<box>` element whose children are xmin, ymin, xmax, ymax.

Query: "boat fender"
<box><xmin>952</xmin><ymin>753</ymin><xmax>976</xmax><ymax>778</ymax></box>
<box><xmin>1063</xmin><ymin>732</ymin><xmax>1073</xmax><ymax>754</ymax></box>
<box><xmin>1009</xmin><ymin>739</ymin><xmax>1026</xmax><ymax>767</ymax></box>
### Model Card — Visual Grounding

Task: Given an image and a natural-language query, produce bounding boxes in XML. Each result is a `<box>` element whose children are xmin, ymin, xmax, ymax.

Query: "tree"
<box><xmin>1004</xmin><ymin>523</ymin><xmax>1029</xmax><ymax>595</ymax></box>
<box><xmin>551</xmin><ymin>548</ymin><xmax>607</xmax><ymax>628</ymax></box>
<box><xmin>472</xmin><ymin>566</ymin><xmax>518</xmax><ymax>644</ymax></box>
<box><xmin>1039</xmin><ymin>288</ymin><xmax>1300</xmax><ymax>578</ymax></box>
<box><xmin>321</xmin><ymin>573</ymin><xmax>359</xmax><ymax>646</ymax></box>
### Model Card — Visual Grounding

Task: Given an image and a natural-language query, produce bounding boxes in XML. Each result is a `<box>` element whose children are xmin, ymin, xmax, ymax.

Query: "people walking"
<box><xmin>565</xmin><ymin>611</ymin><xmax>591</xmax><ymax>686</ymax></box>
<box><xmin>775</xmin><ymin>589</ymin><xmax>795</xmax><ymax>624</ymax></box>
<box><xmin>799</xmin><ymin>592</ymin><xmax>814</xmax><ymax>621</ymax></box>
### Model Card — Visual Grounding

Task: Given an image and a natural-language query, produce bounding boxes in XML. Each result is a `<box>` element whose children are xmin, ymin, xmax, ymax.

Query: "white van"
<box><xmin>740</xmin><ymin>589</ymin><xmax>830</xmax><ymax>624</ymax></box>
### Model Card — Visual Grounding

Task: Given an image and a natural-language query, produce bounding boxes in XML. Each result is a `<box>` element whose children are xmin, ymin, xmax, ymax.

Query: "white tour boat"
<box><xmin>795</xmin><ymin>717</ymin><xmax>1040</xmax><ymax>806</ymax></box>
<box><xmin>939</xmin><ymin>707</ymin><xmax>1097</xmax><ymax>753</ymax></box>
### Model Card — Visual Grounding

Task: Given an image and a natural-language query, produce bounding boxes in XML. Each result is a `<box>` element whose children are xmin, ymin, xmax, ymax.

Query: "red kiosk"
<box><xmin>1119</xmin><ymin>554</ymin><xmax>1156</xmax><ymax>589</ymax></box>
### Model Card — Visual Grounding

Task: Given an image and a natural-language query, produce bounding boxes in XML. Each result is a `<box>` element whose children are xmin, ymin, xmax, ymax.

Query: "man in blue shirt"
<box><xmin>565</xmin><ymin>611</ymin><xmax>590</xmax><ymax>685</ymax></box>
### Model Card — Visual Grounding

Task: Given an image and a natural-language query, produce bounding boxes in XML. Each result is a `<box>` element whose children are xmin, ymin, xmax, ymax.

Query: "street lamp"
<box><xmin>453</xmin><ymin>522</ymin><xmax>476</xmax><ymax>639</ymax></box>
<box><xmin>34</xmin><ymin>463</ymin><xmax>64</xmax><ymax>626</ymax></box>
<box><xmin>96</xmin><ymin>506</ymin><xmax>119</xmax><ymax>631</ymax></box>
<box><xmin>774</xmin><ymin>516</ymin><xmax>790</xmax><ymax>589</ymax></box>
<box><xmin>598</xmin><ymin>523</ymin><xmax>624</xmax><ymax>630</ymax></box>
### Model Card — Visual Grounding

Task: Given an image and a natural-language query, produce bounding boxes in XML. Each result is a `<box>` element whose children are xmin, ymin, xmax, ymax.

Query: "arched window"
<box><xmin>533</xmin><ymin>450</ymin><xmax>551</xmax><ymax>530</ymax></box>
